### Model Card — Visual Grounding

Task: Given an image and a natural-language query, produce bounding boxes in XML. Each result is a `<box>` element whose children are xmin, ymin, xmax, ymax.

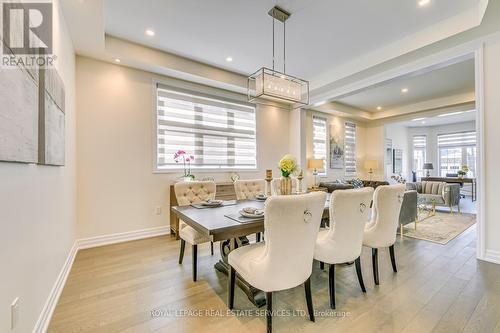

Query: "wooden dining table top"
<box><xmin>171</xmin><ymin>193</ymin><xmax>331</xmax><ymax>242</ymax></box>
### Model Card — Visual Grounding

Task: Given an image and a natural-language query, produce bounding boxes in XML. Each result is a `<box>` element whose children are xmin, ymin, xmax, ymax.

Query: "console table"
<box><xmin>169</xmin><ymin>182</ymin><xmax>236</xmax><ymax>239</ymax></box>
<box><xmin>421</xmin><ymin>177</ymin><xmax>476</xmax><ymax>202</ymax></box>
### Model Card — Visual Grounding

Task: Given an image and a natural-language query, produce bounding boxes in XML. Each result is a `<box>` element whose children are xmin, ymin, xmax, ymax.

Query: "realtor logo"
<box><xmin>2</xmin><ymin>2</ymin><xmax>52</xmax><ymax>55</ymax></box>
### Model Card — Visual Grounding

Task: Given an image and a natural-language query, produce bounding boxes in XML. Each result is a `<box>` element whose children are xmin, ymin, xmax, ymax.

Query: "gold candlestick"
<box><xmin>265</xmin><ymin>169</ymin><xmax>273</xmax><ymax>196</ymax></box>
<box><xmin>297</xmin><ymin>170</ymin><xmax>303</xmax><ymax>193</ymax></box>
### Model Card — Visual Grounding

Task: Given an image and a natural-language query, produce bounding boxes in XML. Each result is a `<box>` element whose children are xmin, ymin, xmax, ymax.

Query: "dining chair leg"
<box><xmin>320</xmin><ymin>261</ymin><xmax>325</xmax><ymax>270</ymax></box>
<box><xmin>389</xmin><ymin>244</ymin><xmax>397</xmax><ymax>273</ymax></box>
<box><xmin>192</xmin><ymin>244</ymin><xmax>198</xmax><ymax>281</ymax></box>
<box><xmin>228</xmin><ymin>265</ymin><xmax>236</xmax><ymax>309</ymax></box>
<box><xmin>328</xmin><ymin>264</ymin><xmax>336</xmax><ymax>309</ymax></box>
<box><xmin>304</xmin><ymin>277</ymin><xmax>315</xmax><ymax>322</ymax></box>
<box><xmin>354</xmin><ymin>257</ymin><xmax>366</xmax><ymax>293</ymax></box>
<box><xmin>372</xmin><ymin>248</ymin><xmax>379</xmax><ymax>285</ymax></box>
<box><xmin>178</xmin><ymin>239</ymin><xmax>185</xmax><ymax>264</ymax></box>
<box><xmin>210</xmin><ymin>241</ymin><xmax>214</xmax><ymax>255</ymax></box>
<box><xmin>256</xmin><ymin>232</ymin><xmax>261</xmax><ymax>243</ymax></box>
<box><xmin>266</xmin><ymin>292</ymin><xmax>273</xmax><ymax>333</ymax></box>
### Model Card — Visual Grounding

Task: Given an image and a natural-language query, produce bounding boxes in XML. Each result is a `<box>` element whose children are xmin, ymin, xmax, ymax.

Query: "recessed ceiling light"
<box><xmin>145</xmin><ymin>29</ymin><xmax>155</xmax><ymax>36</ymax></box>
<box><xmin>412</xmin><ymin>117</ymin><xmax>426</xmax><ymax>121</ymax></box>
<box><xmin>419</xmin><ymin>0</ymin><xmax>430</xmax><ymax>7</ymax></box>
<box><xmin>376</xmin><ymin>106</ymin><xmax>383</xmax><ymax>110</ymax></box>
<box><xmin>401</xmin><ymin>88</ymin><xmax>409</xmax><ymax>93</ymax></box>
<box><xmin>226</xmin><ymin>56</ymin><xmax>233</xmax><ymax>62</ymax></box>
<box><xmin>114</xmin><ymin>58</ymin><xmax>121</xmax><ymax>63</ymax></box>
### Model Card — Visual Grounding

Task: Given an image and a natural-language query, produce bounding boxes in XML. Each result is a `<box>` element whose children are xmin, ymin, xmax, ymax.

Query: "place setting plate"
<box><xmin>225</xmin><ymin>207</ymin><xmax>264</xmax><ymax>223</ymax></box>
<box><xmin>191</xmin><ymin>199</ymin><xmax>237</xmax><ymax>209</ymax></box>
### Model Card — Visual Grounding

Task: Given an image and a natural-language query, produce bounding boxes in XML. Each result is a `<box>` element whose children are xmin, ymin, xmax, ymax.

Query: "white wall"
<box><xmin>406</xmin><ymin>121</ymin><xmax>475</xmax><ymax>177</ymax></box>
<box><xmin>0</xmin><ymin>1</ymin><xmax>76</xmax><ymax>332</ymax></box>
<box><xmin>305</xmin><ymin>110</ymin><xmax>368</xmax><ymax>184</ymax></box>
<box><xmin>363</xmin><ymin>124</ymin><xmax>385</xmax><ymax>181</ymax></box>
<box><xmin>384</xmin><ymin>124</ymin><xmax>409</xmax><ymax>180</ymax></box>
<box><xmin>76</xmin><ymin>57</ymin><xmax>291</xmax><ymax>238</ymax></box>
<box><xmin>483</xmin><ymin>38</ymin><xmax>500</xmax><ymax>258</ymax></box>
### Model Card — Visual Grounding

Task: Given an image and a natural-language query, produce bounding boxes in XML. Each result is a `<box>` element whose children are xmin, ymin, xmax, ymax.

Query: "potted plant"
<box><xmin>457</xmin><ymin>165</ymin><xmax>469</xmax><ymax>179</ymax></box>
<box><xmin>174</xmin><ymin>150</ymin><xmax>195</xmax><ymax>181</ymax></box>
<box><xmin>278</xmin><ymin>154</ymin><xmax>300</xmax><ymax>195</ymax></box>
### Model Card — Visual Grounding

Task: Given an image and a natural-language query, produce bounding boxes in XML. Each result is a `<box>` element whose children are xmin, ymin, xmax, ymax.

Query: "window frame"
<box><xmin>412</xmin><ymin>135</ymin><xmax>427</xmax><ymax>178</ymax></box>
<box><xmin>153</xmin><ymin>82</ymin><xmax>258</xmax><ymax>173</ymax></box>
<box><xmin>312</xmin><ymin>115</ymin><xmax>328</xmax><ymax>176</ymax></box>
<box><xmin>437</xmin><ymin>131</ymin><xmax>477</xmax><ymax>177</ymax></box>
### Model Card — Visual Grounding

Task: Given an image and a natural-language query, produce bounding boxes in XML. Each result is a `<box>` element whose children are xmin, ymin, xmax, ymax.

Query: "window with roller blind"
<box><xmin>413</xmin><ymin>135</ymin><xmax>426</xmax><ymax>178</ymax></box>
<box><xmin>438</xmin><ymin>131</ymin><xmax>476</xmax><ymax>177</ymax></box>
<box><xmin>312</xmin><ymin>116</ymin><xmax>327</xmax><ymax>176</ymax></box>
<box><xmin>344</xmin><ymin>122</ymin><xmax>357</xmax><ymax>176</ymax></box>
<box><xmin>155</xmin><ymin>85</ymin><xmax>257</xmax><ymax>171</ymax></box>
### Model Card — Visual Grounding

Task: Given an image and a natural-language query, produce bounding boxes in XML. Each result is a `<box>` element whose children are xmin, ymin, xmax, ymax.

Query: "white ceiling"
<box><xmin>395</xmin><ymin>110</ymin><xmax>476</xmax><ymax>127</ymax></box>
<box><xmin>103</xmin><ymin>0</ymin><xmax>480</xmax><ymax>85</ymax></box>
<box><xmin>334</xmin><ymin>58</ymin><xmax>475</xmax><ymax>112</ymax></box>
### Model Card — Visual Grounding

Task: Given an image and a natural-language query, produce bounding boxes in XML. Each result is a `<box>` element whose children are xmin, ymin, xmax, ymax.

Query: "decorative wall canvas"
<box><xmin>39</xmin><ymin>68</ymin><xmax>65</xmax><ymax>166</ymax></box>
<box><xmin>385</xmin><ymin>139</ymin><xmax>393</xmax><ymax>167</ymax></box>
<box><xmin>0</xmin><ymin>36</ymin><xmax>65</xmax><ymax>166</ymax></box>
<box><xmin>329</xmin><ymin>125</ymin><xmax>344</xmax><ymax>169</ymax></box>
<box><xmin>0</xmin><ymin>65</ymin><xmax>39</xmax><ymax>163</ymax></box>
<box><xmin>393</xmin><ymin>149</ymin><xmax>403</xmax><ymax>174</ymax></box>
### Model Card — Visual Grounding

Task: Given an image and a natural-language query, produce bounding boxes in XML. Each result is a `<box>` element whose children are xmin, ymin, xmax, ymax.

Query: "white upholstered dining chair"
<box><xmin>227</xmin><ymin>192</ymin><xmax>327</xmax><ymax>333</ymax></box>
<box><xmin>271</xmin><ymin>177</ymin><xmax>298</xmax><ymax>196</ymax></box>
<box><xmin>234</xmin><ymin>179</ymin><xmax>266</xmax><ymax>242</ymax></box>
<box><xmin>174</xmin><ymin>181</ymin><xmax>216</xmax><ymax>281</ymax></box>
<box><xmin>314</xmin><ymin>187</ymin><xmax>374</xmax><ymax>309</ymax></box>
<box><xmin>363</xmin><ymin>184</ymin><xmax>405</xmax><ymax>285</ymax></box>
<box><xmin>234</xmin><ymin>179</ymin><xmax>266</xmax><ymax>200</ymax></box>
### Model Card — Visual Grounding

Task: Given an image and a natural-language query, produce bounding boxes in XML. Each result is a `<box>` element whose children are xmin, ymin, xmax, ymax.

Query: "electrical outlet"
<box><xmin>11</xmin><ymin>297</ymin><xmax>19</xmax><ymax>329</ymax></box>
<box><xmin>155</xmin><ymin>206</ymin><xmax>162</xmax><ymax>215</ymax></box>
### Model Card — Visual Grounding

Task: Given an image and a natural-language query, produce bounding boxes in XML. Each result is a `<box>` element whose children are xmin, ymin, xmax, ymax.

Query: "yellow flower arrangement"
<box><xmin>278</xmin><ymin>154</ymin><xmax>300</xmax><ymax>177</ymax></box>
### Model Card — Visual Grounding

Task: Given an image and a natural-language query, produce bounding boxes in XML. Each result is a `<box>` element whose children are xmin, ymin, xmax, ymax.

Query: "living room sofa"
<box><xmin>406</xmin><ymin>181</ymin><xmax>461</xmax><ymax>213</ymax></box>
<box><xmin>319</xmin><ymin>180</ymin><xmax>389</xmax><ymax>193</ymax></box>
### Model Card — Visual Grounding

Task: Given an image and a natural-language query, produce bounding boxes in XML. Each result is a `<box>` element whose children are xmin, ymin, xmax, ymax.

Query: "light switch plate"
<box><xmin>155</xmin><ymin>206</ymin><xmax>162</xmax><ymax>215</ymax></box>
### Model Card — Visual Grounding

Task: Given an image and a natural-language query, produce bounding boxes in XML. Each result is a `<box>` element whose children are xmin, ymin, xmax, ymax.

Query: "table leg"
<box><xmin>214</xmin><ymin>237</ymin><xmax>266</xmax><ymax>307</ymax></box>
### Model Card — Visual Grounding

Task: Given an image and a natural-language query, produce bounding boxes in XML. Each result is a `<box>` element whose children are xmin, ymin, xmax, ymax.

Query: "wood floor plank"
<box><xmin>48</xmin><ymin>222</ymin><xmax>500</xmax><ymax>333</ymax></box>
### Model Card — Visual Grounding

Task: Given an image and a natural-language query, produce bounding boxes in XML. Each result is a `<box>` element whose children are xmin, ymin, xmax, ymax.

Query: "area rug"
<box><xmin>400</xmin><ymin>212</ymin><xmax>476</xmax><ymax>245</ymax></box>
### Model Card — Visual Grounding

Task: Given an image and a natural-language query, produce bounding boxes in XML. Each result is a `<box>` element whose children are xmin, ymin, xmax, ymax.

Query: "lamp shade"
<box><xmin>364</xmin><ymin>160</ymin><xmax>379</xmax><ymax>170</ymax></box>
<box><xmin>307</xmin><ymin>159</ymin><xmax>323</xmax><ymax>169</ymax></box>
<box><xmin>423</xmin><ymin>163</ymin><xmax>434</xmax><ymax>170</ymax></box>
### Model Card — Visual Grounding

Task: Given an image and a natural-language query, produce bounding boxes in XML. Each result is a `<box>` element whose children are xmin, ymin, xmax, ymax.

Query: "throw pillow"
<box><xmin>351</xmin><ymin>178</ymin><xmax>364</xmax><ymax>188</ymax></box>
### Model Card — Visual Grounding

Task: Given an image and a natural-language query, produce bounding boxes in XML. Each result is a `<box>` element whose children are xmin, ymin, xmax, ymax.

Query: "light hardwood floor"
<box><xmin>49</xmin><ymin>224</ymin><xmax>500</xmax><ymax>333</ymax></box>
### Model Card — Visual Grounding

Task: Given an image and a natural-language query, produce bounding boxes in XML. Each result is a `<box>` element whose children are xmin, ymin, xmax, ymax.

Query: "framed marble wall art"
<box><xmin>0</xmin><ymin>62</ymin><xmax>39</xmax><ymax>164</ymax></box>
<box><xmin>39</xmin><ymin>68</ymin><xmax>65</xmax><ymax>166</ymax></box>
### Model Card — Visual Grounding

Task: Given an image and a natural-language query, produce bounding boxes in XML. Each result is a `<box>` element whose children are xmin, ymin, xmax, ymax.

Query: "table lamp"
<box><xmin>364</xmin><ymin>160</ymin><xmax>379</xmax><ymax>181</ymax></box>
<box><xmin>423</xmin><ymin>163</ymin><xmax>434</xmax><ymax>177</ymax></box>
<box><xmin>308</xmin><ymin>159</ymin><xmax>323</xmax><ymax>189</ymax></box>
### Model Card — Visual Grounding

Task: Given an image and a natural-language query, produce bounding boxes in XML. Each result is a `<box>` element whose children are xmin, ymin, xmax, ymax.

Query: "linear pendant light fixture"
<box><xmin>247</xmin><ymin>6</ymin><xmax>309</xmax><ymax>105</ymax></box>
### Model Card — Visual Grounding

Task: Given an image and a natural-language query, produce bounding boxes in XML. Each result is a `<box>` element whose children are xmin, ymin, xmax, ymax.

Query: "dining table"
<box><xmin>171</xmin><ymin>193</ymin><xmax>331</xmax><ymax>307</ymax></box>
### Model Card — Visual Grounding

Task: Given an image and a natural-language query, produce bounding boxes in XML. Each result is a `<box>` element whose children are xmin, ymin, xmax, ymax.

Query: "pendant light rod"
<box><xmin>272</xmin><ymin>15</ymin><xmax>275</xmax><ymax>70</ymax></box>
<box><xmin>283</xmin><ymin>20</ymin><xmax>286</xmax><ymax>74</ymax></box>
<box><xmin>268</xmin><ymin>6</ymin><xmax>290</xmax><ymax>73</ymax></box>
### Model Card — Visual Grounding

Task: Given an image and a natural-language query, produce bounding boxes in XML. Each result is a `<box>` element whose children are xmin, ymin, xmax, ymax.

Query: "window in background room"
<box><xmin>437</xmin><ymin>131</ymin><xmax>476</xmax><ymax>177</ymax></box>
<box><xmin>155</xmin><ymin>85</ymin><xmax>257</xmax><ymax>171</ymax></box>
<box><xmin>344</xmin><ymin>122</ymin><xmax>357</xmax><ymax>176</ymax></box>
<box><xmin>312</xmin><ymin>116</ymin><xmax>327</xmax><ymax>176</ymax></box>
<box><xmin>413</xmin><ymin>135</ymin><xmax>426</xmax><ymax>178</ymax></box>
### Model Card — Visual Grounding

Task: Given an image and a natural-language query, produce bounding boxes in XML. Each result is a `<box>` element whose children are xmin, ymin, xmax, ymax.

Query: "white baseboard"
<box><xmin>32</xmin><ymin>225</ymin><xmax>171</xmax><ymax>332</ymax></box>
<box><xmin>77</xmin><ymin>226</ymin><xmax>171</xmax><ymax>249</ymax></box>
<box><xmin>483</xmin><ymin>250</ymin><xmax>500</xmax><ymax>265</ymax></box>
<box><xmin>32</xmin><ymin>242</ymin><xmax>78</xmax><ymax>333</ymax></box>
